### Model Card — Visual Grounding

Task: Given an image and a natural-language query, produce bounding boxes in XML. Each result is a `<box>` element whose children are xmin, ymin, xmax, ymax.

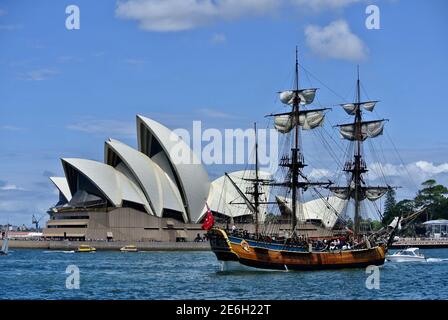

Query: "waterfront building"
<box><xmin>423</xmin><ymin>219</ymin><xmax>448</xmax><ymax>239</ymax></box>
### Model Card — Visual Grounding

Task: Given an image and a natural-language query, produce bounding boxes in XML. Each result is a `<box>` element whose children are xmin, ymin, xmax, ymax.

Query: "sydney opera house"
<box><xmin>43</xmin><ymin>115</ymin><xmax>268</xmax><ymax>241</ymax></box>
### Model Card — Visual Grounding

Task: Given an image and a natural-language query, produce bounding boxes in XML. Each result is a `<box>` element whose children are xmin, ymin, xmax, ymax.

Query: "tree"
<box><xmin>382</xmin><ymin>188</ymin><xmax>397</xmax><ymax>225</ymax></box>
<box><xmin>414</xmin><ymin>179</ymin><xmax>448</xmax><ymax>221</ymax></box>
<box><xmin>370</xmin><ymin>220</ymin><xmax>383</xmax><ymax>231</ymax></box>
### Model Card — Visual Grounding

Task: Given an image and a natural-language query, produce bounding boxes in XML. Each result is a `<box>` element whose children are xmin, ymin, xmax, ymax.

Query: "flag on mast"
<box><xmin>202</xmin><ymin>203</ymin><xmax>215</xmax><ymax>230</ymax></box>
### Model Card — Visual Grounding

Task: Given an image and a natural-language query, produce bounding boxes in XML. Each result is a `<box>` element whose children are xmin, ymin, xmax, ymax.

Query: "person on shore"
<box><xmin>194</xmin><ymin>233</ymin><xmax>202</xmax><ymax>242</ymax></box>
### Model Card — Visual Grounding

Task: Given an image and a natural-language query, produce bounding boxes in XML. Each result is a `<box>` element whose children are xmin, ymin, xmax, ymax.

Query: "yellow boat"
<box><xmin>120</xmin><ymin>245</ymin><xmax>138</xmax><ymax>252</ymax></box>
<box><xmin>76</xmin><ymin>245</ymin><xmax>96</xmax><ymax>253</ymax></box>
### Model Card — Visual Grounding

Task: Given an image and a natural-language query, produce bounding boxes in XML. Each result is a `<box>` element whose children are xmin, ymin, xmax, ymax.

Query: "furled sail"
<box><xmin>274</xmin><ymin>110</ymin><xmax>325</xmax><ymax>133</ymax></box>
<box><xmin>330</xmin><ymin>186</ymin><xmax>389</xmax><ymax>201</ymax></box>
<box><xmin>338</xmin><ymin>120</ymin><xmax>385</xmax><ymax>141</ymax></box>
<box><xmin>279</xmin><ymin>88</ymin><xmax>317</xmax><ymax>106</ymax></box>
<box><xmin>341</xmin><ymin>101</ymin><xmax>378</xmax><ymax>115</ymax></box>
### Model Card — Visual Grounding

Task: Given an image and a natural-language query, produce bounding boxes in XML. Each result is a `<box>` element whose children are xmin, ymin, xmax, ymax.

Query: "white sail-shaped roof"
<box><xmin>61</xmin><ymin>158</ymin><xmax>152</xmax><ymax>214</ymax></box>
<box><xmin>276</xmin><ymin>196</ymin><xmax>345</xmax><ymax>229</ymax></box>
<box><xmin>202</xmin><ymin>170</ymin><xmax>272</xmax><ymax>221</ymax></box>
<box><xmin>49</xmin><ymin>177</ymin><xmax>72</xmax><ymax>202</ymax></box>
<box><xmin>137</xmin><ymin>115</ymin><xmax>210</xmax><ymax>223</ymax></box>
<box><xmin>105</xmin><ymin>138</ymin><xmax>186</xmax><ymax>219</ymax></box>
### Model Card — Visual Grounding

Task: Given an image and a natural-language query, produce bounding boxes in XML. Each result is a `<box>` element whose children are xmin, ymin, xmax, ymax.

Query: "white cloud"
<box><xmin>19</xmin><ymin>68</ymin><xmax>58</xmax><ymax>81</ymax></box>
<box><xmin>307</xmin><ymin>160</ymin><xmax>448</xmax><ymax>199</ymax></box>
<box><xmin>211</xmin><ymin>33</ymin><xmax>227</xmax><ymax>44</ymax></box>
<box><xmin>368</xmin><ymin>161</ymin><xmax>448</xmax><ymax>182</ymax></box>
<box><xmin>0</xmin><ymin>184</ymin><xmax>26</xmax><ymax>191</ymax></box>
<box><xmin>291</xmin><ymin>0</ymin><xmax>363</xmax><ymax>11</ymax></box>
<box><xmin>66</xmin><ymin>119</ymin><xmax>136</xmax><ymax>138</ymax></box>
<box><xmin>1</xmin><ymin>125</ymin><xmax>25</xmax><ymax>131</ymax></box>
<box><xmin>115</xmin><ymin>0</ymin><xmax>279</xmax><ymax>31</ymax></box>
<box><xmin>308</xmin><ymin>168</ymin><xmax>332</xmax><ymax>179</ymax></box>
<box><xmin>304</xmin><ymin>20</ymin><xmax>368</xmax><ymax>61</ymax></box>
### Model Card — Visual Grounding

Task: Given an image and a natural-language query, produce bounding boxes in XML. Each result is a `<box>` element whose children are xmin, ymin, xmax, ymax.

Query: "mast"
<box><xmin>291</xmin><ymin>47</ymin><xmax>300</xmax><ymax>232</ymax></box>
<box><xmin>353</xmin><ymin>65</ymin><xmax>363</xmax><ymax>237</ymax></box>
<box><xmin>268</xmin><ymin>47</ymin><xmax>331</xmax><ymax>233</ymax></box>
<box><xmin>254</xmin><ymin>122</ymin><xmax>260</xmax><ymax>234</ymax></box>
<box><xmin>331</xmin><ymin>66</ymin><xmax>390</xmax><ymax>238</ymax></box>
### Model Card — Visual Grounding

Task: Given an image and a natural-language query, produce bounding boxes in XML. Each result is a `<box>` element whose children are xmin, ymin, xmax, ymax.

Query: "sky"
<box><xmin>1</xmin><ymin>0</ymin><xmax>448</xmax><ymax>226</ymax></box>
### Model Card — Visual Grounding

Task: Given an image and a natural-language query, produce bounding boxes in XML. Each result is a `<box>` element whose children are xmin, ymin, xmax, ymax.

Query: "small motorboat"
<box><xmin>76</xmin><ymin>245</ymin><xmax>96</xmax><ymax>253</ymax></box>
<box><xmin>120</xmin><ymin>245</ymin><xmax>138</xmax><ymax>252</ymax></box>
<box><xmin>386</xmin><ymin>247</ymin><xmax>426</xmax><ymax>262</ymax></box>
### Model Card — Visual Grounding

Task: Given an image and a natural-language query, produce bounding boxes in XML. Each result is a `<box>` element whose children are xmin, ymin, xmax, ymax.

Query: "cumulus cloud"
<box><xmin>368</xmin><ymin>161</ymin><xmax>448</xmax><ymax>182</ymax></box>
<box><xmin>304</xmin><ymin>20</ymin><xmax>368</xmax><ymax>61</ymax></box>
<box><xmin>308</xmin><ymin>160</ymin><xmax>448</xmax><ymax>199</ymax></box>
<box><xmin>115</xmin><ymin>0</ymin><xmax>279</xmax><ymax>31</ymax></box>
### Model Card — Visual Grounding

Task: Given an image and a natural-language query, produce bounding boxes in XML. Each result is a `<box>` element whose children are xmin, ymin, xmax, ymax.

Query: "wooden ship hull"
<box><xmin>208</xmin><ymin>228</ymin><xmax>386</xmax><ymax>271</ymax></box>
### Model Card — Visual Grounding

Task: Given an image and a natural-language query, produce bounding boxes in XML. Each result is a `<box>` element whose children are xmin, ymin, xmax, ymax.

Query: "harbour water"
<box><xmin>1</xmin><ymin>249</ymin><xmax>447</xmax><ymax>300</ymax></box>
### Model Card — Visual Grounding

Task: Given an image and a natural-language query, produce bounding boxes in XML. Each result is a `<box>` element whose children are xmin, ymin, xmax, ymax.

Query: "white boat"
<box><xmin>386</xmin><ymin>248</ymin><xmax>426</xmax><ymax>262</ymax></box>
<box><xmin>120</xmin><ymin>245</ymin><xmax>138</xmax><ymax>252</ymax></box>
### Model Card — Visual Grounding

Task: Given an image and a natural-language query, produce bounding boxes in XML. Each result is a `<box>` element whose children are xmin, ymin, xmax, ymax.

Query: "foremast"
<box><xmin>225</xmin><ymin>122</ymin><xmax>273</xmax><ymax>235</ymax></box>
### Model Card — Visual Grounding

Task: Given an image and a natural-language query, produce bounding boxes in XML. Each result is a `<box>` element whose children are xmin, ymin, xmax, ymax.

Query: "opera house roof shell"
<box><xmin>50</xmin><ymin>115</ymin><xmax>215</xmax><ymax>223</ymax></box>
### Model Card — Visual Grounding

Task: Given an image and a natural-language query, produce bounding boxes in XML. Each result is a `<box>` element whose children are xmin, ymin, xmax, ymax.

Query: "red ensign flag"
<box><xmin>201</xmin><ymin>203</ymin><xmax>215</xmax><ymax>230</ymax></box>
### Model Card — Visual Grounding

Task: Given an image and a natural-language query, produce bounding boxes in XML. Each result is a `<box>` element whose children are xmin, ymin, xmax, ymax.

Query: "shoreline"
<box><xmin>390</xmin><ymin>238</ymin><xmax>448</xmax><ymax>249</ymax></box>
<box><xmin>1</xmin><ymin>239</ymin><xmax>211</xmax><ymax>251</ymax></box>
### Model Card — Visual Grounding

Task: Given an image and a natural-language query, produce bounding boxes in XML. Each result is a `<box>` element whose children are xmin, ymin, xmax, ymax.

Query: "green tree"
<box><xmin>414</xmin><ymin>179</ymin><xmax>448</xmax><ymax>221</ymax></box>
<box><xmin>382</xmin><ymin>188</ymin><xmax>397</xmax><ymax>225</ymax></box>
<box><xmin>370</xmin><ymin>220</ymin><xmax>383</xmax><ymax>231</ymax></box>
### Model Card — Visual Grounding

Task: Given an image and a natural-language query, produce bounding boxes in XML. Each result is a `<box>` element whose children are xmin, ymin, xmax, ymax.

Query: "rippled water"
<box><xmin>1</xmin><ymin>248</ymin><xmax>447</xmax><ymax>300</ymax></box>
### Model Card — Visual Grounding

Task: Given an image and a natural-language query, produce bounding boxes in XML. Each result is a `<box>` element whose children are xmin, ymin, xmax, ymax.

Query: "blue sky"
<box><xmin>1</xmin><ymin>0</ymin><xmax>447</xmax><ymax>225</ymax></box>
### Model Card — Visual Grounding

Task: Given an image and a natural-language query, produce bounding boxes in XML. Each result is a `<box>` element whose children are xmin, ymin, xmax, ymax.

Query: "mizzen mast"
<box><xmin>331</xmin><ymin>66</ymin><xmax>390</xmax><ymax>237</ymax></box>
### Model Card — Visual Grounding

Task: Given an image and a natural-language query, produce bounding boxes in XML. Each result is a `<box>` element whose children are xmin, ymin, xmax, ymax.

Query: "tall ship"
<box><xmin>207</xmin><ymin>49</ymin><xmax>422</xmax><ymax>271</ymax></box>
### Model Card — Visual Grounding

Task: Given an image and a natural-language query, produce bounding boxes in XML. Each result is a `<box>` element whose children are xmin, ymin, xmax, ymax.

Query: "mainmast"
<box><xmin>267</xmin><ymin>47</ymin><xmax>331</xmax><ymax>234</ymax></box>
<box><xmin>353</xmin><ymin>66</ymin><xmax>366</xmax><ymax>236</ymax></box>
<box><xmin>291</xmin><ymin>47</ymin><xmax>301</xmax><ymax>231</ymax></box>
